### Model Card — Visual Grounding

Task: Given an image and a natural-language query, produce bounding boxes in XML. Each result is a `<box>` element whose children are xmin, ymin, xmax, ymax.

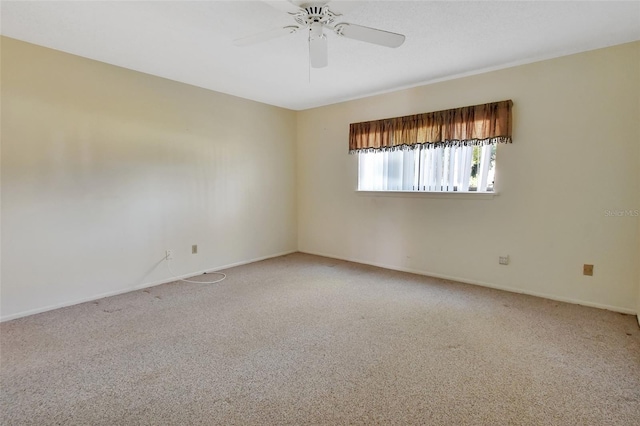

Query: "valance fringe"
<box><xmin>349</xmin><ymin>136</ymin><xmax>511</xmax><ymax>155</ymax></box>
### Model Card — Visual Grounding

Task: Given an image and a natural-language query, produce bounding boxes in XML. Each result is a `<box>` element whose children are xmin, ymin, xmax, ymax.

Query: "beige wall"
<box><xmin>1</xmin><ymin>37</ymin><xmax>298</xmax><ymax>320</ymax></box>
<box><xmin>297</xmin><ymin>42</ymin><xmax>640</xmax><ymax>314</ymax></box>
<box><xmin>2</xmin><ymin>37</ymin><xmax>638</xmax><ymax>321</ymax></box>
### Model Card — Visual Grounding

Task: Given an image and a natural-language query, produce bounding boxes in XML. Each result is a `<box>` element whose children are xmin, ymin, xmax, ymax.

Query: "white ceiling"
<box><xmin>1</xmin><ymin>1</ymin><xmax>639</xmax><ymax>110</ymax></box>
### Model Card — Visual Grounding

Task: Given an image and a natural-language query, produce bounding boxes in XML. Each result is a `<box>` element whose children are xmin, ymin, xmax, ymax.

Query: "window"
<box><xmin>349</xmin><ymin>100</ymin><xmax>512</xmax><ymax>193</ymax></box>
<box><xmin>358</xmin><ymin>143</ymin><xmax>497</xmax><ymax>192</ymax></box>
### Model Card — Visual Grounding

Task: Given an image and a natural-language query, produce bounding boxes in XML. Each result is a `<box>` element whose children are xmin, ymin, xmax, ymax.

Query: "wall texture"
<box><xmin>2</xmin><ymin>38</ymin><xmax>638</xmax><ymax>321</ymax></box>
<box><xmin>297</xmin><ymin>42</ymin><xmax>640</xmax><ymax>314</ymax></box>
<box><xmin>1</xmin><ymin>37</ymin><xmax>298</xmax><ymax>320</ymax></box>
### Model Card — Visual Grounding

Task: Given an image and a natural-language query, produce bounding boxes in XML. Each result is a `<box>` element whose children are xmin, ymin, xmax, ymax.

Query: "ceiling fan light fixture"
<box><xmin>309</xmin><ymin>22</ymin><xmax>324</xmax><ymax>39</ymax></box>
<box><xmin>309</xmin><ymin>33</ymin><xmax>328</xmax><ymax>68</ymax></box>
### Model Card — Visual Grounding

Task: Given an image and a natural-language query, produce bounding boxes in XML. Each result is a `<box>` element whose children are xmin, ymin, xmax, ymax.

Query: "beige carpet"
<box><xmin>1</xmin><ymin>253</ymin><xmax>639</xmax><ymax>425</ymax></box>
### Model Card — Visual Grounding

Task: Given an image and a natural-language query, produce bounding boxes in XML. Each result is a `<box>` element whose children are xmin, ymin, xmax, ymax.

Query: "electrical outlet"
<box><xmin>499</xmin><ymin>255</ymin><xmax>510</xmax><ymax>265</ymax></box>
<box><xmin>583</xmin><ymin>264</ymin><xmax>593</xmax><ymax>276</ymax></box>
<box><xmin>192</xmin><ymin>245</ymin><xmax>198</xmax><ymax>254</ymax></box>
<box><xmin>165</xmin><ymin>249</ymin><xmax>173</xmax><ymax>260</ymax></box>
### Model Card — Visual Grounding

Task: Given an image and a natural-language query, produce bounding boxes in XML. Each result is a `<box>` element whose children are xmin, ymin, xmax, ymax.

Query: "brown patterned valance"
<box><xmin>349</xmin><ymin>100</ymin><xmax>513</xmax><ymax>153</ymax></box>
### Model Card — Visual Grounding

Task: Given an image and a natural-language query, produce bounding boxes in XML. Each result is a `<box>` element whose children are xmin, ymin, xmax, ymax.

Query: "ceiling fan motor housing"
<box><xmin>293</xmin><ymin>5</ymin><xmax>336</xmax><ymax>28</ymax></box>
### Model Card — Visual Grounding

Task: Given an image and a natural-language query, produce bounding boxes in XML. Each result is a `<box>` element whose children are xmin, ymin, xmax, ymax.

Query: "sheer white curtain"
<box><xmin>358</xmin><ymin>144</ymin><xmax>494</xmax><ymax>192</ymax></box>
<box><xmin>358</xmin><ymin>149</ymin><xmax>415</xmax><ymax>191</ymax></box>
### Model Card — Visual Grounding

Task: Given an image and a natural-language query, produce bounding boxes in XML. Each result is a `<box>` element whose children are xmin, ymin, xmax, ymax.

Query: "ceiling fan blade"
<box><xmin>309</xmin><ymin>36</ymin><xmax>328</xmax><ymax>68</ymax></box>
<box><xmin>263</xmin><ymin>0</ymin><xmax>303</xmax><ymax>14</ymax></box>
<box><xmin>335</xmin><ymin>23</ymin><xmax>405</xmax><ymax>48</ymax></box>
<box><xmin>233</xmin><ymin>26</ymin><xmax>299</xmax><ymax>47</ymax></box>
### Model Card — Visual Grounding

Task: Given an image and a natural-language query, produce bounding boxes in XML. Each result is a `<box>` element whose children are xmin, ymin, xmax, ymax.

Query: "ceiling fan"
<box><xmin>233</xmin><ymin>1</ymin><xmax>406</xmax><ymax>68</ymax></box>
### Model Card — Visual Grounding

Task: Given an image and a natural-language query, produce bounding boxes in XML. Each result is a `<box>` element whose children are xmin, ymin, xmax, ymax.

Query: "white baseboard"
<box><xmin>300</xmin><ymin>250</ymin><xmax>638</xmax><ymax>316</ymax></box>
<box><xmin>0</xmin><ymin>250</ymin><xmax>297</xmax><ymax>322</ymax></box>
<box><xmin>4</xmin><ymin>249</ymin><xmax>636</xmax><ymax>322</ymax></box>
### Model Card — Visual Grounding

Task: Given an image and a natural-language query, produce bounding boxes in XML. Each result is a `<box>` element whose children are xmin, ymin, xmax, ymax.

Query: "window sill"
<box><xmin>355</xmin><ymin>190</ymin><xmax>498</xmax><ymax>199</ymax></box>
